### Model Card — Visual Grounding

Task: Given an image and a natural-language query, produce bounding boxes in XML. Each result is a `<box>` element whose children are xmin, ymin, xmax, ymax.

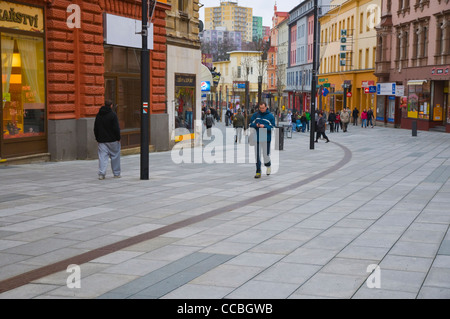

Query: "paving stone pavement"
<box><xmin>0</xmin><ymin>121</ymin><xmax>449</xmax><ymax>299</ymax></box>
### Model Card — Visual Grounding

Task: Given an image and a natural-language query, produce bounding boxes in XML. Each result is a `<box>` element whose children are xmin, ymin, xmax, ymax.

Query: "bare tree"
<box><xmin>275</xmin><ymin>64</ymin><xmax>286</xmax><ymax>126</ymax></box>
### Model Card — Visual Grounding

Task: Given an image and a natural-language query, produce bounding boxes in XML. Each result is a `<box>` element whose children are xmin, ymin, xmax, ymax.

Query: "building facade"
<box><xmin>375</xmin><ymin>0</ymin><xmax>450</xmax><ymax>132</ymax></box>
<box><xmin>266</xmin><ymin>4</ymin><xmax>289</xmax><ymax>111</ymax></box>
<box><xmin>0</xmin><ymin>0</ymin><xmax>168</xmax><ymax>162</ymax></box>
<box><xmin>252</xmin><ymin>16</ymin><xmax>263</xmax><ymax>41</ymax></box>
<box><xmin>318</xmin><ymin>0</ymin><xmax>379</xmax><ymax>115</ymax></box>
<box><xmin>199</xmin><ymin>28</ymin><xmax>242</xmax><ymax>54</ymax></box>
<box><xmin>214</xmin><ymin>51</ymin><xmax>266</xmax><ymax>112</ymax></box>
<box><xmin>286</xmin><ymin>0</ymin><xmax>327</xmax><ymax>112</ymax></box>
<box><xmin>165</xmin><ymin>0</ymin><xmax>203</xmax><ymax>147</ymax></box>
<box><xmin>204</xmin><ymin>1</ymin><xmax>253</xmax><ymax>42</ymax></box>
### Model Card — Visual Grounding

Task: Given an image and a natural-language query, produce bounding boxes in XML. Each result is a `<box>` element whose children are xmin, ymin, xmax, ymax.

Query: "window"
<box><xmin>422</xmin><ymin>26</ymin><xmax>428</xmax><ymax>57</ymax></box>
<box><xmin>360</xmin><ymin>13</ymin><xmax>364</xmax><ymax>33</ymax></box>
<box><xmin>2</xmin><ymin>33</ymin><xmax>45</xmax><ymax>139</ymax></box>
<box><xmin>365</xmin><ymin>48</ymin><xmax>369</xmax><ymax>69</ymax></box>
<box><xmin>359</xmin><ymin>49</ymin><xmax>362</xmax><ymax>68</ymax></box>
<box><xmin>104</xmin><ymin>46</ymin><xmax>142</xmax><ymax>133</ymax></box>
<box><xmin>178</xmin><ymin>0</ymin><xmax>187</xmax><ymax>13</ymax></box>
<box><xmin>373</xmin><ymin>47</ymin><xmax>376</xmax><ymax>67</ymax></box>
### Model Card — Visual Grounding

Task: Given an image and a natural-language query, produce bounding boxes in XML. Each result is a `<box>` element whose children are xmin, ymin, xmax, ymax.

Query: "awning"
<box><xmin>407</xmin><ymin>80</ymin><xmax>427</xmax><ymax>85</ymax></box>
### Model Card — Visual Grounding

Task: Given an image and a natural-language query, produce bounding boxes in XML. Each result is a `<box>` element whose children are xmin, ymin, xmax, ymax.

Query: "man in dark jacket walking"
<box><xmin>249</xmin><ymin>102</ymin><xmax>275</xmax><ymax>178</ymax></box>
<box><xmin>94</xmin><ymin>100</ymin><xmax>121</xmax><ymax>180</ymax></box>
<box><xmin>315</xmin><ymin>112</ymin><xmax>330</xmax><ymax>143</ymax></box>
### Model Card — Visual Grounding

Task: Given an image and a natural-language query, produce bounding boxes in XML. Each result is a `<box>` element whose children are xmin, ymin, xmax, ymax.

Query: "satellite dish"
<box><xmin>199</xmin><ymin>20</ymin><xmax>204</xmax><ymax>32</ymax></box>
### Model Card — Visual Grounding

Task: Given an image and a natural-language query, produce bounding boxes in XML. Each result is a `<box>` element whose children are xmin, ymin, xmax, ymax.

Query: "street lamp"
<box><xmin>140</xmin><ymin>0</ymin><xmax>150</xmax><ymax>179</ymax></box>
<box><xmin>310</xmin><ymin>0</ymin><xmax>318</xmax><ymax>150</ymax></box>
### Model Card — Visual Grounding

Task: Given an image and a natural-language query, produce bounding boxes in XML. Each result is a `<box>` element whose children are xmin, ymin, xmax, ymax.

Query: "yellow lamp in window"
<box><xmin>12</xmin><ymin>53</ymin><xmax>21</xmax><ymax>67</ymax></box>
<box><xmin>10</xmin><ymin>74</ymin><xmax>22</xmax><ymax>84</ymax></box>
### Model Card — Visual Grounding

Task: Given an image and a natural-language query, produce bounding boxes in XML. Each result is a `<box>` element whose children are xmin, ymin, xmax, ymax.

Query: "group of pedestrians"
<box><xmin>351</xmin><ymin>107</ymin><xmax>374</xmax><ymax>128</ymax></box>
<box><xmin>325</xmin><ymin>108</ymin><xmax>351</xmax><ymax>133</ymax></box>
<box><xmin>93</xmin><ymin>98</ymin><xmax>375</xmax><ymax>181</ymax></box>
<box><xmin>287</xmin><ymin>110</ymin><xmax>311</xmax><ymax>133</ymax></box>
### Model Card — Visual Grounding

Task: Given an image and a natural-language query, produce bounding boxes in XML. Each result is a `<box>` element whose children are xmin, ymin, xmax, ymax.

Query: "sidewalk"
<box><xmin>0</xmin><ymin>122</ymin><xmax>449</xmax><ymax>299</ymax></box>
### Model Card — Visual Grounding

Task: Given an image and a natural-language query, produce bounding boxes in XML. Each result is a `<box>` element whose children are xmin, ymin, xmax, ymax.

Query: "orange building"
<box><xmin>0</xmin><ymin>0</ymin><xmax>169</xmax><ymax>162</ymax></box>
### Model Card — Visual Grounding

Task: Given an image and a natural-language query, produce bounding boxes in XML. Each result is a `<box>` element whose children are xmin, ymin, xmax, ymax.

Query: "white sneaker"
<box><xmin>98</xmin><ymin>175</ymin><xmax>105</xmax><ymax>180</ymax></box>
<box><xmin>114</xmin><ymin>175</ymin><xmax>121</xmax><ymax>178</ymax></box>
<box><xmin>266</xmin><ymin>167</ymin><xmax>271</xmax><ymax>176</ymax></box>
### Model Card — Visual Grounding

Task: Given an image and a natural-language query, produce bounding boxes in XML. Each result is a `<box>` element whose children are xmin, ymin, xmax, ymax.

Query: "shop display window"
<box><xmin>2</xmin><ymin>33</ymin><xmax>45</xmax><ymax>139</ymax></box>
<box><xmin>104</xmin><ymin>45</ymin><xmax>141</xmax><ymax>132</ymax></box>
<box><xmin>407</xmin><ymin>82</ymin><xmax>430</xmax><ymax>120</ymax></box>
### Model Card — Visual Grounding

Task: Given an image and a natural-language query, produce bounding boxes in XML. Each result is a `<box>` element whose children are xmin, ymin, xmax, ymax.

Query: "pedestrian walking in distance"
<box><xmin>340</xmin><ymin>108</ymin><xmax>350</xmax><ymax>132</ymax></box>
<box><xmin>204</xmin><ymin>108</ymin><xmax>215</xmax><ymax>137</ymax></box>
<box><xmin>250</xmin><ymin>102</ymin><xmax>275</xmax><ymax>179</ymax></box>
<box><xmin>94</xmin><ymin>100</ymin><xmax>121</xmax><ymax>180</ymax></box>
<box><xmin>233</xmin><ymin>108</ymin><xmax>245</xmax><ymax>143</ymax></box>
<box><xmin>315</xmin><ymin>112</ymin><xmax>330</xmax><ymax>143</ymax></box>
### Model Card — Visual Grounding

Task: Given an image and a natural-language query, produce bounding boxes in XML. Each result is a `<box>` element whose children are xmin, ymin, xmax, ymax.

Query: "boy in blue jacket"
<box><xmin>250</xmin><ymin>102</ymin><xmax>275</xmax><ymax>178</ymax></box>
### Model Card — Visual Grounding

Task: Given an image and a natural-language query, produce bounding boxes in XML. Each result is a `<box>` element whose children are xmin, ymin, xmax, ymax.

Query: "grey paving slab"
<box><xmin>0</xmin><ymin>123</ymin><xmax>449</xmax><ymax>299</ymax></box>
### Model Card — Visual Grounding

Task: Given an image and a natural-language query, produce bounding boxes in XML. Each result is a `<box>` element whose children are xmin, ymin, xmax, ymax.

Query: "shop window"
<box><xmin>104</xmin><ymin>46</ymin><xmax>141</xmax><ymax>132</ymax></box>
<box><xmin>2</xmin><ymin>33</ymin><xmax>45</xmax><ymax>139</ymax></box>
<box><xmin>174</xmin><ymin>74</ymin><xmax>195</xmax><ymax>132</ymax></box>
<box><xmin>407</xmin><ymin>82</ymin><xmax>430</xmax><ymax>119</ymax></box>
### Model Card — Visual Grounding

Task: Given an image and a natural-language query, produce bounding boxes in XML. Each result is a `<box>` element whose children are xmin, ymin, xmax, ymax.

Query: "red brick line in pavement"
<box><xmin>0</xmin><ymin>142</ymin><xmax>352</xmax><ymax>294</ymax></box>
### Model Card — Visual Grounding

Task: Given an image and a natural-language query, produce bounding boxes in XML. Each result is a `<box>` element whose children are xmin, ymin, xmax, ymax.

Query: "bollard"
<box><xmin>412</xmin><ymin>120</ymin><xmax>417</xmax><ymax>137</ymax></box>
<box><xmin>276</xmin><ymin>126</ymin><xmax>284</xmax><ymax>150</ymax></box>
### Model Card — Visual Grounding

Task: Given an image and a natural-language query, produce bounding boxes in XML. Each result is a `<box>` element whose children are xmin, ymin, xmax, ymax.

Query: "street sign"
<box><xmin>377</xmin><ymin>82</ymin><xmax>396</xmax><ymax>95</ymax></box>
<box><xmin>323</xmin><ymin>88</ymin><xmax>329</xmax><ymax>96</ymax></box>
<box><xmin>346</xmin><ymin>92</ymin><xmax>352</xmax><ymax>97</ymax></box>
<box><xmin>365</xmin><ymin>86</ymin><xmax>376</xmax><ymax>93</ymax></box>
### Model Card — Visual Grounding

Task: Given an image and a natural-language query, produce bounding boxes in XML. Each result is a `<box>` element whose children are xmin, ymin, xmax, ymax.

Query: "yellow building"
<box><xmin>318</xmin><ymin>0</ymin><xmax>380</xmax><ymax>116</ymax></box>
<box><xmin>204</xmin><ymin>1</ymin><xmax>253</xmax><ymax>42</ymax></box>
<box><xmin>214</xmin><ymin>51</ymin><xmax>267</xmax><ymax>112</ymax></box>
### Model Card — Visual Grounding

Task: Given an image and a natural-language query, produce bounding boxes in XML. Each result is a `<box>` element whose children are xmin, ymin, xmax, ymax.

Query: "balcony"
<box><xmin>374</xmin><ymin>61</ymin><xmax>390</xmax><ymax>77</ymax></box>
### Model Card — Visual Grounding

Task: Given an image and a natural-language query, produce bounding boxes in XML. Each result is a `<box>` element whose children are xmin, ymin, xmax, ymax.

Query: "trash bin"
<box><xmin>276</xmin><ymin>126</ymin><xmax>284</xmax><ymax>150</ymax></box>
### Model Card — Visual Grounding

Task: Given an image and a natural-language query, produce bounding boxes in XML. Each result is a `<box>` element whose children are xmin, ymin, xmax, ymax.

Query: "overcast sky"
<box><xmin>199</xmin><ymin>0</ymin><xmax>296</xmax><ymax>27</ymax></box>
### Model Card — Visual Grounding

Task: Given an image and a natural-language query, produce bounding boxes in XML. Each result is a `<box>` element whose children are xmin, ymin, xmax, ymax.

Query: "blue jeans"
<box><xmin>361</xmin><ymin>119</ymin><xmax>367</xmax><ymax>127</ymax></box>
<box><xmin>185</xmin><ymin>111</ymin><xmax>193</xmax><ymax>129</ymax></box>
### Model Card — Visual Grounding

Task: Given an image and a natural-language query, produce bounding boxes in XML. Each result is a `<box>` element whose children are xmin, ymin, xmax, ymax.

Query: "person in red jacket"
<box><xmin>361</xmin><ymin>109</ymin><xmax>368</xmax><ymax>128</ymax></box>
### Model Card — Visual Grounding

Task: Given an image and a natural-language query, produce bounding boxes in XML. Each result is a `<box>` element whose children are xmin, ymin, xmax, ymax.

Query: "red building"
<box><xmin>0</xmin><ymin>0</ymin><xmax>169</xmax><ymax>162</ymax></box>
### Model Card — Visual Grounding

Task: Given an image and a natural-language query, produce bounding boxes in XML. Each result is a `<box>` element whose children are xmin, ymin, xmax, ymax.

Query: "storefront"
<box><xmin>1</xmin><ymin>1</ymin><xmax>46</xmax><ymax>159</ymax></box>
<box><xmin>400</xmin><ymin>75</ymin><xmax>450</xmax><ymax>132</ymax></box>
<box><xmin>1</xmin><ymin>0</ymin><xmax>169</xmax><ymax>162</ymax></box>
<box><xmin>174</xmin><ymin>73</ymin><xmax>196</xmax><ymax>131</ymax></box>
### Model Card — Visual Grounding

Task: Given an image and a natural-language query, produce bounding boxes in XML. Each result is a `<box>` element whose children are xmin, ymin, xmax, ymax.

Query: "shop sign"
<box><xmin>362</xmin><ymin>81</ymin><xmax>375</xmax><ymax>88</ymax></box>
<box><xmin>105</xmin><ymin>13</ymin><xmax>153</xmax><ymax>49</ymax></box>
<box><xmin>0</xmin><ymin>1</ymin><xmax>44</xmax><ymax>33</ymax></box>
<box><xmin>175</xmin><ymin>74</ymin><xmax>196</xmax><ymax>87</ymax></box>
<box><xmin>395</xmin><ymin>85</ymin><xmax>405</xmax><ymax>97</ymax></box>
<box><xmin>377</xmin><ymin>82</ymin><xmax>396</xmax><ymax>95</ymax></box>
<box><xmin>364</xmin><ymin>86</ymin><xmax>376</xmax><ymax>93</ymax></box>
<box><xmin>201</xmin><ymin>81</ymin><xmax>211</xmax><ymax>92</ymax></box>
<box><xmin>431</xmin><ymin>67</ymin><xmax>449</xmax><ymax>76</ymax></box>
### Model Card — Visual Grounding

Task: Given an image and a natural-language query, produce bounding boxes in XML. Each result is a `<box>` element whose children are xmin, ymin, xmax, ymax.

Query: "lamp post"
<box><xmin>310</xmin><ymin>0</ymin><xmax>318</xmax><ymax>150</ymax></box>
<box><xmin>140</xmin><ymin>0</ymin><xmax>150</xmax><ymax>179</ymax></box>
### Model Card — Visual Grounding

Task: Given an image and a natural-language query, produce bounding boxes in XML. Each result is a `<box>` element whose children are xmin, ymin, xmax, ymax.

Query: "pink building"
<box><xmin>375</xmin><ymin>0</ymin><xmax>450</xmax><ymax>132</ymax></box>
<box><xmin>307</xmin><ymin>15</ymin><xmax>314</xmax><ymax>64</ymax></box>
